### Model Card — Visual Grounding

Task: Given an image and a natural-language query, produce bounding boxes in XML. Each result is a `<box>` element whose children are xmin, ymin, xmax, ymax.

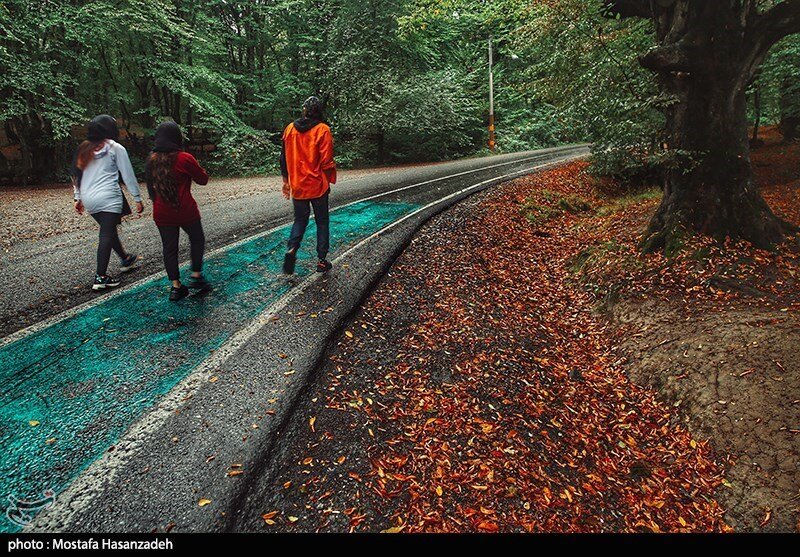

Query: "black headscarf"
<box><xmin>87</xmin><ymin>115</ymin><xmax>120</xmax><ymax>142</ymax></box>
<box><xmin>70</xmin><ymin>115</ymin><xmax>119</xmax><ymax>182</ymax></box>
<box><xmin>152</xmin><ymin>121</ymin><xmax>184</xmax><ymax>153</ymax></box>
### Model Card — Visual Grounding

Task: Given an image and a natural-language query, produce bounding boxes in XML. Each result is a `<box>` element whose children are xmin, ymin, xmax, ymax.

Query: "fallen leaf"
<box><xmin>198</xmin><ymin>499</ymin><xmax>211</xmax><ymax>507</ymax></box>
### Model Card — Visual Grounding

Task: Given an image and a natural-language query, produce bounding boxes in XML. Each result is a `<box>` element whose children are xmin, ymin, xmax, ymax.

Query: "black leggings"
<box><xmin>91</xmin><ymin>212</ymin><xmax>126</xmax><ymax>276</ymax></box>
<box><xmin>157</xmin><ymin>220</ymin><xmax>206</xmax><ymax>281</ymax></box>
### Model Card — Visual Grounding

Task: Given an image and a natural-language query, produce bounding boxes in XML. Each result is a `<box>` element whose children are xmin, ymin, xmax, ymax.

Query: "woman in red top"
<box><xmin>145</xmin><ymin>121</ymin><xmax>212</xmax><ymax>301</ymax></box>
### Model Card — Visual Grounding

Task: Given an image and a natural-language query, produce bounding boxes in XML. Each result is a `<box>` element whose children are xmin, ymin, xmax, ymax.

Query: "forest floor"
<box><xmin>257</xmin><ymin>127</ymin><xmax>799</xmax><ymax>532</ymax></box>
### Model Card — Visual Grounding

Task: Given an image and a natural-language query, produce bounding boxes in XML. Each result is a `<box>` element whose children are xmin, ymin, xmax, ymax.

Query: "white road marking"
<box><xmin>27</xmin><ymin>151</ymin><xmax>586</xmax><ymax>530</ymax></box>
<box><xmin>0</xmin><ymin>147</ymin><xmax>585</xmax><ymax>348</ymax></box>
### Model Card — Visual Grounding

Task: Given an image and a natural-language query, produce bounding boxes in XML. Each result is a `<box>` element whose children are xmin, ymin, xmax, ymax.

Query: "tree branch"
<box><xmin>639</xmin><ymin>40</ymin><xmax>700</xmax><ymax>72</ymax></box>
<box><xmin>750</xmin><ymin>0</ymin><xmax>800</xmax><ymax>57</ymax></box>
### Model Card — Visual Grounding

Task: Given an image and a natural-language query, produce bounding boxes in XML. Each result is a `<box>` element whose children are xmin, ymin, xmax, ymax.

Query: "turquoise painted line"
<box><xmin>0</xmin><ymin>199</ymin><xmax>418</xmax><ymax>532</ymax></box>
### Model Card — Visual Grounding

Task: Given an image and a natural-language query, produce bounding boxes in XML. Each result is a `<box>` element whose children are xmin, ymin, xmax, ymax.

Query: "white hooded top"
<box><xmin>73</xmin><ymin>140</ymin><xmax>142</xmax><ymax>215</ymax></box>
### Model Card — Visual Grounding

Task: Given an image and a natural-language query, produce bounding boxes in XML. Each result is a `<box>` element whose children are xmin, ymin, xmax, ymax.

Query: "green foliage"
<box><xmin>2</xmin><ymin>0</ymin><xmax>571</xmax><ymax>183</ymax></box>
<box><xmin>4</xmin><ymin>0</ymin><xmax>797</xmax><ymax>185</ymax></box>
<box><xmin>512</xmin><ymin>0</ymin><xmax>664</xmax><ymax>179</ymax></box>
<box><xmin>753</xmin><ymin>34</ymin><xmax>800</xmax><ymax>138</ymax></box>
<box><xmin>522</xmin><ymin>189</ymin><xmax>592</xmax><ymax>225</ymax></box>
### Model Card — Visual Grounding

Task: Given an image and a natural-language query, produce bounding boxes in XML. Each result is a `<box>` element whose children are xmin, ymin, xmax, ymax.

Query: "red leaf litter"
<box><xmin>266</xmin><ymin>147</ymin><xmax>788</xmax><ymax>531</ymax></box>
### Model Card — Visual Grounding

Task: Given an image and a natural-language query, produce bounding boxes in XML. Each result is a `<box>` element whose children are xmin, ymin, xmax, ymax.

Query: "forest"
<box><xmin>1</xmin><ymin>0</ymin><xmax>799</xmax><ymax>248</ymax></box>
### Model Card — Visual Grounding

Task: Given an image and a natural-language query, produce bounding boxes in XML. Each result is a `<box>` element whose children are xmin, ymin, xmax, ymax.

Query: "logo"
<box><xmin>6</xmin><ymin>490</ymin><xmax>56</xmax><ymax>527</ymax></box>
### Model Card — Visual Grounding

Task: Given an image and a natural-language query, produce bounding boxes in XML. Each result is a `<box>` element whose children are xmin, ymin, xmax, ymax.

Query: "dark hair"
<box><xmin>146</xmin><ymin>152</ymin><xmax>181</xmax><ymax>209</ymax></box>
<box><xmin>145</xmin><ymin>121</ymin><xmax>186</xmax><ymax>209</ymax></box>
<box><xmin>76</xmin><ymin>114</ymin><xmax>120</xmax><ymax>171</ymax></box>
<box><xmin>302</xmin><ymin>96</ymin><xmax>324</xmax><ymax>120</ymax></box>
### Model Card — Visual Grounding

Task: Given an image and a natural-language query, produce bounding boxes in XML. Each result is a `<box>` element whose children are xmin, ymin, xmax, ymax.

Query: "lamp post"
<box><xmin>488</xmin><ymin>36</ymin><xmax>495</xmax><ymax>151</ymax></box>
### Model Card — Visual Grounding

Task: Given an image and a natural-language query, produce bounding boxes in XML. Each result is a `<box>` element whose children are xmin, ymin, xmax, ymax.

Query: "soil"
<box><xmin>611</xmin><ymin>300</ymin><xmax>800</xmax><ymax>531</ymax></box>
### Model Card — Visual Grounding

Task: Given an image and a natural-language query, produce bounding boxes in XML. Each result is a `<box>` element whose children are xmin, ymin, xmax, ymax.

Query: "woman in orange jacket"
<box><xmin>280</xmin><ymin>96</ymin><xmax>337</xmax><ymax>275</ymax></box>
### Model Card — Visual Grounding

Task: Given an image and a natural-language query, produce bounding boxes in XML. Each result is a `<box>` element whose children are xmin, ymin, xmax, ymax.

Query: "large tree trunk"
<box><xmin>643</xmin><ymin>69</ymin><xmax>790</xmax><ymax>252</ymax></box>
<box><xmin>605</xmin><ymin>0</ymin><xmax>800</xmax><ymax>253</ymax></box>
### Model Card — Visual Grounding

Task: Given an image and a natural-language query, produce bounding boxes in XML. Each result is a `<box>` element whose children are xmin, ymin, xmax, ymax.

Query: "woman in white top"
<box><xmin>71</xmin><ymin>115</ymin><xmax>144</xmax><ymax>290</ymax></box>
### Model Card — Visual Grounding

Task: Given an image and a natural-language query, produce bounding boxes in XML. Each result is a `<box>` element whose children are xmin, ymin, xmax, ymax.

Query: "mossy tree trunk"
<box><xmin>605</xmin><ymin>0</ymin><xmax>800</xmax><ymax>252</ymax></box>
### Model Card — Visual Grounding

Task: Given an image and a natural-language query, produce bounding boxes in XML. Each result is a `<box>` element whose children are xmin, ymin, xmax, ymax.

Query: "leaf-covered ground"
<box><xmin>258</xmin><ymin>162</ymin><xmax>750</xmax><ymax>532</ymax></box>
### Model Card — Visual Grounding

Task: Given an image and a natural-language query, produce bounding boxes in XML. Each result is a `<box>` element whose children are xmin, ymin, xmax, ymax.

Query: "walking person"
<box><xmin>145</xmin><ymin>121</ymin><xmax>212</xmax><ymax>301</ymax></box>
<box><xmin>280</xmin><ymin>96</ymin><xmax>337</xmax><ymax>275</ymax></box>
<box><xmin>71</xmin><ymin>115</ymin><xmax>143</xmax><ymax>290</ymax></box>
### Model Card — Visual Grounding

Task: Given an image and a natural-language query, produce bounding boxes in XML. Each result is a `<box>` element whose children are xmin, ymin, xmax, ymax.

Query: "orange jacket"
<box><xmin>282</xmin><ymin>121</ymin><xmax>337</xmax><ymax>200</ymax></box>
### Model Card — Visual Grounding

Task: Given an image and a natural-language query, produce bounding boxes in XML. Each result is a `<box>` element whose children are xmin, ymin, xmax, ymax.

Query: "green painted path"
<box><xmin>0</xmin><ymin>199</ymin><xmax>417</xmax><ymax>531</ymax></box>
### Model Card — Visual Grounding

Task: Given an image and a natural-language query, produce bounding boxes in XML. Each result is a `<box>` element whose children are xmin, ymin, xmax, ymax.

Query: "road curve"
<box><xmin>3</xmin><ymin>145</ymin><xmax>588</xmax><ymax>532</ymax></box>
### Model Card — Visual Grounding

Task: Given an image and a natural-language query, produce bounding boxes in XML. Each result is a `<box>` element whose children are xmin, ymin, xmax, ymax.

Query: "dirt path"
<box><xmin>256</xmin><ymin>171</ymin><xmax>730</xmax><ymax>533</ymax></box>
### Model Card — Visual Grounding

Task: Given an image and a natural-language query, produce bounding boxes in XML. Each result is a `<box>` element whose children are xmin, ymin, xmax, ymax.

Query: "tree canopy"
<box><xmin>2</xmin><ymin>0</ymin><xmax>799</xmax><ymax>251</ymax></box>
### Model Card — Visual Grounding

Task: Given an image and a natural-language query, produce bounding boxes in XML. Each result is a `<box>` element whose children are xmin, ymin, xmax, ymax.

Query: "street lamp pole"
<box><xmin>488</xmin><ymin>36</ymin><xmax>495</xmax><ymax>151</ymax></box>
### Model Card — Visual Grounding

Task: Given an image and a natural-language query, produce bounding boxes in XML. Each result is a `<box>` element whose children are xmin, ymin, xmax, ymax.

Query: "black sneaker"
<box><xmin>283</xmin><ymin>248</ymin><xmax>297</xmax><ymax>275</ymax></box>
<box><xmin>119</xmin><ymin>254</ymin><xmax>139</xmax><ymax>273</ymax></box>
<box><xmin>188</xmin><ymin>275</ymin><xmax>213</xmax><ymax>292</ymax></box>
<box><xmin>316</xmin><ymin>259</ymin><xmax>332</xmax><ymax>273</ymax></box>
<box><xmin>92</xmin><ymin>274</ymin><xmax>121</xmax><ymax>291</ymax></box>
<box><xmin>169</xmin><ymin>285</ymin><xmax>190</xmax><ymax>302</ymax></box>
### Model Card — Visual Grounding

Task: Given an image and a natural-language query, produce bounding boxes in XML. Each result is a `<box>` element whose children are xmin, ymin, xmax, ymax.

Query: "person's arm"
<box><xmin>280</xmin><ymin>142</ymin><xmax>289</xmax><ymax>183</ymax></box>
<box><xmin>71</xmin><ymin>174</ymin><xmax>83</xmax><ymax>214</ymax></box>
<box><xmin>319</xmin><ymin>127</ymin><xmax>337</xmax><ymax>185</ymax></box>
<box><xmin>180</xmin><ymin>152</ymin><xmax>209</xmax><ymax>185</ymax></box>
<box><xmin>114</xmin><ymin>143</ymin><xmax>144</xmax><ymax>213</ymax></box>
<box><xmin>70</xmin><ymin>148</ymin><xmax>83</xmax><ymax>212</ymax></box>
<box><xmin>280</xmin><ymin>129</ymin><xmax>291</xmax><ymax>199</ymax></box>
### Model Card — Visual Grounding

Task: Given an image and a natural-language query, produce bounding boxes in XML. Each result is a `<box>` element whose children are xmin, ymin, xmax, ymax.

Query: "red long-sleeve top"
<box><xmin>152</xmin><ymin>151</ymin><xmax>209</xmax><ymax>227</ymax></box>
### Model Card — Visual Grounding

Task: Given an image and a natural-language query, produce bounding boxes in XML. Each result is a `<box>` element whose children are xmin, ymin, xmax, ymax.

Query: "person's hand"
<box><xmin>73</xmin><ymin>200</ymin><xmax>84</xmax><ymax>215</ymax></box>
<box><xmin>282</xmin><ymin>181</ymin><xmax>290</xmax><ymax>200</ymax></box>
<box><xmin>135</xmin><ymin>201</ymin><xmax>144</xmax><ymax>214</ymax></box>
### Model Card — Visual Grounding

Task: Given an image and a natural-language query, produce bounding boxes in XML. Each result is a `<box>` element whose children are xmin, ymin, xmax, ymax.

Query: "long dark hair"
<box><xmin>146</xmin><ymin>151</ymin><xmax>181</xmax><ymax>209</ymax></box>
<box><xmin>145</xmin><ymin>121</ymin><xmax>184</xmax><ymax>210</ymax></box>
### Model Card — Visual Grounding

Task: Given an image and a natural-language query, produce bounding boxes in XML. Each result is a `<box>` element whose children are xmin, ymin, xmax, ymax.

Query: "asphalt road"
<box><xmin>1</xmin><ymin>145</ymin><xmax>588</xmax><ymax>532</ymax></box>
<box><xmin>1</xmin><ymin>147</ymin><xmax>581</xmax><ymax>337</ymax></box>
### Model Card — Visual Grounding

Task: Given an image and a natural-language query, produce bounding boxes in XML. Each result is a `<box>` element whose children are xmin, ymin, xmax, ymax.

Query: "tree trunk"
<box><xmin>636</xmin><ymin>3</ymin><xmax>800</xmax><ymax>253</ymax></box>
<box><xmin>7</xmin><ymin>114</ymin><xmax>57</xmax><ymax>185</ymax></box>
<box><xmin>643</xmin><ymin>70</ymin><xmax>792</xmax><ymax>252</ymax></box>
<box><xmin>751</xmin><ymin>82</ymin><xmax>761</xmax><ymax>145</ymax></box>
<box><xmin>779</xmin><ymin>76</ymin><xmax>799</xmax><ymax>142</ymax></box>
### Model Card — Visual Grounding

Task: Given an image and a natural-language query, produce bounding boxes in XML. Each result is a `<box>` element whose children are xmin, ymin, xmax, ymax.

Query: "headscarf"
<box><xmin>152</xmin><ymin>120</ymin><xmax>184</xmax><ymax>153</ymax></box>
<box><xmin>86</xmin><ymin>115</ymin><xmax>120</xmax><ymax>142</ymax></box>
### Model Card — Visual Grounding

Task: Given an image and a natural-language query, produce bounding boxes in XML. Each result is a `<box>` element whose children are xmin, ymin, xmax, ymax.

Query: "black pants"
<box><xmin>91</xmin><ymin>212</ymin><xmax>125</xmax><ymax>276</ymax></box>
<box><xmin>288</xmin><ymin>192</ymin><xmax>330</xmax><ymax>260</ymax></box>
<box><xmin>157</xmin><ymin>220</ymin><xmax>206</xmax><ymax>281</ymax></box>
